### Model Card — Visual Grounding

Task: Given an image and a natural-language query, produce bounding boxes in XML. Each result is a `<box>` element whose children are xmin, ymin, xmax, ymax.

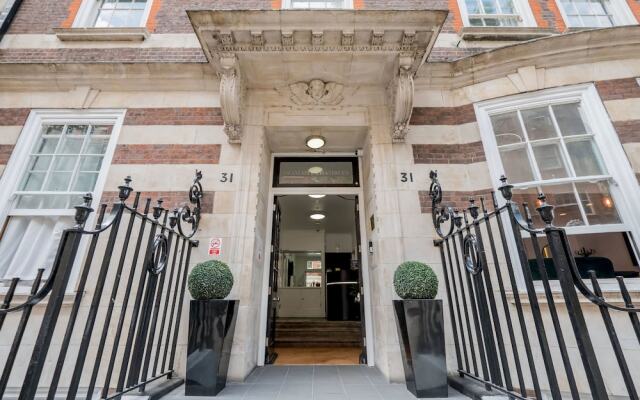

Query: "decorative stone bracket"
<box><xmin>219</xmin><ymin>54</ymin><xmax>244</xmax><ymax>143</ymax></box>
<box><xmin>390</xmin><ymin>56</ymin><xmax>415</xmax><ymax>142</ymax></box>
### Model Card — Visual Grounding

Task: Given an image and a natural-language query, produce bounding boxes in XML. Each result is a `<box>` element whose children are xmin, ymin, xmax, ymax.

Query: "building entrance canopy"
<box><xmin>187</xmin><ymin>10</ymin><xmax>447</xmax><ymax>143</ymax></box>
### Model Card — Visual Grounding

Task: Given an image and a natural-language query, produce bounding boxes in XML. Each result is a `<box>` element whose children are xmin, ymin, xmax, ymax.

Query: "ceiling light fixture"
<box><xmin>309</xmin><ymin>194</ymin><xmax>326</xmax><ymax>199</ymax></box>
<box><xmin>310</xmin><ymin>213</ymin><xmax>326</xmax><ymax>220</ymax></box>
<box><xmin>308</xmin><ymin>166</ymin><xmax>323</xmax><ymax>174</ymax></box>
<box><xmin>306</xmin><ymin>135</ymin><xmax>326</xmax><ymax>150</ymax></box>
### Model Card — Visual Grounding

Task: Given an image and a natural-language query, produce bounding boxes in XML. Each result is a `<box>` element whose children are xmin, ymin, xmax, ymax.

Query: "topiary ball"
<box><xmin>393</xmin><ymin>261</ymin><xmax>438</xmax><ymax>300</ymax></box>
<box><xmin>188</xmin><ymin>260</ymin><xmax>234</xmax><ymax>300</ymax></box>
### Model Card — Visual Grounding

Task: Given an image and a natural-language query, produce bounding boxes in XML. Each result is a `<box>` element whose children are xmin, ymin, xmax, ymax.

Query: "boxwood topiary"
<box><xmin>393</xmin><ymin>261</ymin><xmax>438</xmax><ymax>300</ymax></box>
<box><xmin>188</xmin><ymin>260</ymin><xmax>234</xmax><ymax>300</ymax></box>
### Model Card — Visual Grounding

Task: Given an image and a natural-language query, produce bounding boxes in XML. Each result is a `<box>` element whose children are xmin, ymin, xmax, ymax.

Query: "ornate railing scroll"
<box><xmin>0</xmin><ymin>171</ymin><xmax>204</xmax><ymax>400</ymax></box>
<box><xmin>430</xmin><ymin>170</ymin><xmax>640</xmax><ymax>400</ymax></box>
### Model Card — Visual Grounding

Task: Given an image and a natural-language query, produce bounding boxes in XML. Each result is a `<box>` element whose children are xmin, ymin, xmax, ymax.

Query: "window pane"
<box><xmin>66</xmin><ymin>125</ymin><xmax>89</xmax><ymax>136</ymax></box>
<box><xmin>52</xmin><ymin>156</ymin><xmax>77</xmax><ymax>171</ymax></box>
<box><xmin>541</xmin><ymin>183</ymin><xmax>585</xmax><ymax>227</ymax></box>
<box><xmin>110</xmin><ymin>10</ymin><xmax>129</xmax><ymax>27</ymax></box>
<box><xmin>469</xmin><ymin>17</ymin><xmax>484</xmax><ymax>25</ymax></box>
<box><xmin>101</xmin><ymin>0</ymin><xmax>117</xmax><ymax>9</ymax></box>
<box><xmin>566</xmin><ymin>139</ymin><xmax>606</xmax><ymax>176</ymax></box>
<box><xmin>42</xmin><ymin>125</ymin><xmax>64</xmax><ymax>136</ymax></box>
<box><xmin>576</xmin><ymin>181</ymin><xmax>621</xmax><ymax>225</ymax></box>
<box><xmin>92</xmin><ymin>125</ymin><xmax>113</xmax><ymax>136</ymax></box>
<box><xmin>465</xmin><ymin>0</ymin><xmax>482</xmax><ymax>13</ymax></box>
<box><xmin>521</xmin><ymin>107</ymin><xmax>557</xmax><ymax>141</ymax></box>
<box><xmin>73</xmin><ymin>173</ymin><xmax>99</xmax><ymax>192</ymax></box>
<box><xmin>532</xmin><ymin>142</ymin><xmax>569</xmax><ymax>179</ymax></box>
<box><xmin>132</xmin><ymin>0</ymin><xmax>148</xmax><ymax>9</ymax></box>
<box><xmin>491</xmin><ymin>112</ymin><xmax>525</xmax><ymax>146</ymax></box>
<box><xmin>45</xmin><ymin>172</ymin><xmax>72</xmax><ymax>191</ymax></box>
<box><xmin>499</xmin><ymin>147</ymin><xmax>535</xmax><ymax>183</ymax></box>
<box><xmin>34</xmin><ymin>137</ymin><xmax>59</xmax><ymax>154</ymax></box>
<box><xmin>95</xmin><ymin>10</ymin><xmax>113</xmax><ymax>27</ymax></box>
<box><xmin>79</xmin><ymin>156</ymin><xmax>103</xmax><ymax>172</ymax></box>
<box><xmin>552</xmin><ymin>103</ymin><xmax>587</xmax><ymax>136</ymax></box>
<box><xmin>125</xmin><ymin>9</ymin><xmax>144</xmax><ymax>26</ymax></box>
<box><xmin>59</xmin><ymin>136</ymin><xmax>84</xmax><ymax>154</ymax></box>
<box><xmin>27</xmin><ymin>155</ymin><xmax>52</xmax><ymax>171</ymax></box>
<box><xmin>482</xmin><ymin>0</ymin><xmax>497</xmax><ymax>13</ymax></box>
<box><xmin>85</xmin><ymin>136</ymin><xmax>109</xmax><ymax>154</ymax></box>
<box><xmin>21</xmin><ymin>172</ymin><xmax>45</xmax><ymax>191</ymax></box>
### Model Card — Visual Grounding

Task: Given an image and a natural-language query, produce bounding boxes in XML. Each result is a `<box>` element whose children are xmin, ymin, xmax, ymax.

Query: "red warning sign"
<box><xmin>209</xmin><ymin>238</ymin><xmax>222</xmax><ymax>256</ymax></box>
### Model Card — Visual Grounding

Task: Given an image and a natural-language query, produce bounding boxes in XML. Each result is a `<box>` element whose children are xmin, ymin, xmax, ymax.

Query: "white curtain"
<box><xmin>0</xmin><ymin>215</ymin><xmax>73</xmax><ymax>281</ymax></box>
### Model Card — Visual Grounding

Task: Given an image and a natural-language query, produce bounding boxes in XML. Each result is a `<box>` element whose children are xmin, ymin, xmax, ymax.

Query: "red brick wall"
<box><xmin>0</xmin><ymin>145</ymin><xmax>14</xmax><ymax>164</ymax></box>
<box><xmin>112</xmin><ymin>144</ymin><xmax>221</xmax><ymax>164</ymax></box>
<box><xmin>596</xmin><ymin>78</ymin><xmax>640</xmax><ymax>101</ymax></box>
<box><xmin>613</xmin><ymin>121</ymin><xmax>640</xmax><ymax>144</ymax></box>
<box><xmin>410</xmin><ymin>105</ymin><xmax>476</xmax><ymax>125</ymax></box>
<box><xmin>419</xmin><ymin>189</ymin><xmax>493</xmax><ymax>213</ymax></box>
<box><xmin>0</xmin><ymin>108</ymin><xmax>30</xmax><ymax>125</ymax></box>
<box><xmin>100</xmin><ymin>191</ymin><xmax>215</xmax><ymax>213</ymax></box>
<box><xmin>0</xmin><ymin>48</ymin><xmax>207</xmax><ymax>64</ymax></box>
<box><xmin>413</xmin><ymin>143</ymin><xmax>485</xmax><ymax>164</ymax></box>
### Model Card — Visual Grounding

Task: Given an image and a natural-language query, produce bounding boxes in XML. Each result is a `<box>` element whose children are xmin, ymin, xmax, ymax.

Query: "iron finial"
<box><xmin>74</xmin><ymin>193</ymin><xmax>94</xmax><ymax>227</ymax></box>
<box><xmin>169</xmin><ymin>208</ymin><xmax>179</xmax><ymax>228</ymax></box>
<box><xmin>498</xmin><ymin>175</ymin><xmax>513</xmax><ymax>201</ymax></box>
<box><xmin>468</xmin><ymin>197</ymin><xmax>479</xmax><ymax>220</ymax></box>
<box><xmin>152</xmin><ymin>199</ymin><xmax>164</xmax><ymax>220</ymax></box>
<box><xmin>118</xmin><ymin>176</ymin><xmax>133</xmax><ymax>202</ymax></box>
<box><xmin>536</xmin><ymin>193</ymin><xmax>555</xmax><ymax>226</ymax></box>
<box><xmin>453</xmin><ymin>208</ymin><xmax>463</xmax><ymax>228</ymax></box>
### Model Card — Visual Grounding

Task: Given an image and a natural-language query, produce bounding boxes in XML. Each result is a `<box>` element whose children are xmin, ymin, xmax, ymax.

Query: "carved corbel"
<box><xmin>219</xmin><ymin>54</ymin><xmax>244</xmax><ymax>143</ymax></box>
<box><xmin>390</xmin><ymin>56</ymin><xmax>415</xmax><ymax>142</ymax></box>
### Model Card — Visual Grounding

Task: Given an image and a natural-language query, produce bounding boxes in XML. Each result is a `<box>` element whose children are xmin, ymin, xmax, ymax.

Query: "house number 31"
<box><xmin>220</xmin><ymin>172</ymin><xmax>234</xmax><ymax>183</ymax></box>
<box><xmin>400</xmin><ymin>172</ymin><xmax>414</xmax><ymax>183</ymax></box>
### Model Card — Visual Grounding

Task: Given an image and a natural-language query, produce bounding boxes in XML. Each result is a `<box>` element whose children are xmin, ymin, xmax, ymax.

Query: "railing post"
<box><xmin>538</xmin><ymin>197</ymin><xmax>609</xmax><ymax>400</ymax></box>
<box><xmin>18</xmin><ymin>195</ymin><xmax>94</xmax><ymax>400</ymax></box>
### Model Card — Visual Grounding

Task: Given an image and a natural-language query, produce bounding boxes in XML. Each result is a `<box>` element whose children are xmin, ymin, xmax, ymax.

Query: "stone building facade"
<box><xmin>0</xmin><ymin>0</ymin><xmax>639</xmax><ymax>398</ymax></box>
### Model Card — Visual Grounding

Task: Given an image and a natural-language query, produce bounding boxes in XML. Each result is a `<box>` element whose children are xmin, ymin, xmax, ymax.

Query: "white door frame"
<box><xmin>257</xmin><ymin>152</ymin><xmax>375</xmax><ymax>367</ymax></box>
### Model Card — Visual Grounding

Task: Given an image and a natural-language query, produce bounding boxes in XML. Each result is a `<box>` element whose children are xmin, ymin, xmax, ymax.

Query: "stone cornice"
<box><xmin>416</xmin><ymin>26</ymin><xmax>640</xmax><ymax>89</ymax></box>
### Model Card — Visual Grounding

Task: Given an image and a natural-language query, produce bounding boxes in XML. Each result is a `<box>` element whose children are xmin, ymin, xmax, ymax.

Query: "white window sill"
<box><xmin>53</xmin><ymin>27</ymin><xmax>149</xmax><ymax>42</ymax></box>
<box><xmin>460</xmin><ymin>26</ymin><xmax>555</xmax><ymax>41</ymax></box>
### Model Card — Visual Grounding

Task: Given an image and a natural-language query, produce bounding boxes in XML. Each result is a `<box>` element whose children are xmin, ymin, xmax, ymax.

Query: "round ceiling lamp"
<box><xmin>308</xmin><ymin>166</ymin><xmax>323</xmax><ymax>174</ymax></box>
<box><xmin>308</xmin><ymin>194</ymin><xmax>326</xmax><ymax>199</ymax></box>
<box><xmin>306</xmin><ymin>135</ymin><xmax>326</xmax><ymax>150</ymax></box>
<box><xmin>310</xmin><ymin>213</ymin><xmax>326</xmax><ymax>220</ymax></box>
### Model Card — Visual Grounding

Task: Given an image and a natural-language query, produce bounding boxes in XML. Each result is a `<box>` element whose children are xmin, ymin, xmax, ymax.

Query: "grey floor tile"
<box><xmin>254</xmin><ymin>367</ymin><xmax>289</xmax><ymax>383</ymax></box>
<box><xmin>373</xmin><ymin>383</ymin><xmax>416</xmax><ymax>400</ymax></box>
<box><xmin>277</xmin><ymin>382</ymin><xmax>313</xmax><ymax>399</ymax></box>
<box><xmin>284</xmin><ymin>366</ymin><xmax>314</xmax><ymax>383</ymax></box>
<box><xmin>245</xmin><ymin>367</ymin><xmax>265</xmax><ymax>383</ymax></box>
<box><xmin>343</xmin><ymin>384</ymin><xmax>383</xmax><ymax>400</ymax></box>
<box><xmin>244</xmin><ymin>383</ymin><xmax>283</xmax><ymax>398</ymax></box>
<box><xmin>313</xmin><ymin>394</ymin><xmax>348</xmax><ymax>400</ymax></box>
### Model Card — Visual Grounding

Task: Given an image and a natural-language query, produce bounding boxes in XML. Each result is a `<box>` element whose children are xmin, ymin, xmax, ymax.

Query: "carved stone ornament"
<box><xmin>390</xmin><ymin>57</ymin><xmax>415</xmax><ymax>142</ymax></box>
<box><xmin>219</xmin><ymin>55</ymin><xmax>244</xmax><ymax>143</ymax></box>
<box><xmin>289</xmin><ymin>79</ymin><xmax>344</xmax><ymax>106</ymax></box>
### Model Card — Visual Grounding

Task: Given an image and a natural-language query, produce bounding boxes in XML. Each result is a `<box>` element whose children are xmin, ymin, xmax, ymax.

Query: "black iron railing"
<box><xmin>0</xmin><ymin>171</ymin><xmax>203</xmax><ymax>400</ymax></box>
<box><xmin>430</xmin><ymin>171</ymin><xmax>640</xmax><ymax>400</ymax></box>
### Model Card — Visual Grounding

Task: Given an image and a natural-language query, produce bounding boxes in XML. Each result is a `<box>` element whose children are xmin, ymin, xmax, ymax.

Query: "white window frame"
<box><xmin>282</xmin><ymin>0</ymin><xmax>354</xmax><ymax>9</ymax></box>
<box><xmin>72</xmin><ymin>0</ymin><xmax>154</xmax><ymax>28</ymax></box>
<box><xmin>475</xmin><ymin>84</ymin><xmax>640</xmax><ymax>291</ymax></box>
<box><xmin>458</xmin><ymin>0</ymin><xmax>538</xmax><ymax>27</ymax></box>
<box><xmin>555</xmin><ymin>0</ymin><xmax>637</xmax><ymax>27</ymax></box>
<box><xmin>0</xmin><ymin>109</ymin><xmax>125</xmax><ymax>291</ymax></box>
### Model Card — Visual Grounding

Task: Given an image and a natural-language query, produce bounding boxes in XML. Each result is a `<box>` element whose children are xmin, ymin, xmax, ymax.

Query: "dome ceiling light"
<box><xmin>308</xmin><ymin>194</ymin><xmax>326</xmax><ymax>199</ymax></box>
<box><xmin>310</xmin><ymin>213</ymin><xmax>326</xmax><ymax>220</ymax></box>
<box><xmin>306</xmin><ymin>135</ymin><xmax>326</xmax><ymax>150</ymax></box>
<box><xmin>308</xmin><ymin>166</ymin><xmax>323</xmax><ymax>174</ymax></box>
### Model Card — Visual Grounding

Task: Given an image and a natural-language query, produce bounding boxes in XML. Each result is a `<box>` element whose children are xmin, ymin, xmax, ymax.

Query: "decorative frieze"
<box><xmin>288</xmin><ymin>80</ymin><xmax>344</xmax><ymax>106</ymax></box>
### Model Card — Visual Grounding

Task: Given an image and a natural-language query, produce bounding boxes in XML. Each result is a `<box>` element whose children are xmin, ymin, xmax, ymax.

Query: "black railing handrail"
<box><xmin>430</xmin><ymin>169</ymin><xmax>640</xmax><ymax>400</ymax></box>
<box><xmin>0</xmin><ymin>171</ymin><xmax>204</xmax><ymax>400</ymax></box>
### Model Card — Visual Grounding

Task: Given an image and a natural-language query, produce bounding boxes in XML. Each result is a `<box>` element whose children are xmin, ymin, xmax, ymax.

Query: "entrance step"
<box><xmin>275</xmin><ymin>318</ymin><xmax>362</xmax><ymax>348</ymax></box>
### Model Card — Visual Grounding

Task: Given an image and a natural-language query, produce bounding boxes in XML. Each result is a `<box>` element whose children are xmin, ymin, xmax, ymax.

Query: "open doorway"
<box><xmin>265</xmin><ymin>194</ymin><xmax>366</xmax><ymax>365</ymax></box>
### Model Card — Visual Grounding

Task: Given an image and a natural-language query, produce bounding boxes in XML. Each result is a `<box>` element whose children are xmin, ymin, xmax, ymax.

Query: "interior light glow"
<box><xmin>308</xmin><ymin>166</ymin><xmax>323</xmax><ymax>174</ymax></box>
<box><xmin>306</xmin><ymin>135</ymin><xmax>326</xmax><ymax>149</ymax></box>
<box><xmin>310</xmin><ymin>213</ymin><xmax>326</xmax><ymax>220</ymax></box>
<box><xmin>309</xmin><ymin>194</ymin><xmax>326</xmax><ymax>199</ymax></box>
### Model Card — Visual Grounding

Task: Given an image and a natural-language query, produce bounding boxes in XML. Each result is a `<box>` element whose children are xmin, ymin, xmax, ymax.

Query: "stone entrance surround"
<box><xmin>164</xmin><ymin>366</ymin><xmax>468</xmax><ymax>399</ymax></box>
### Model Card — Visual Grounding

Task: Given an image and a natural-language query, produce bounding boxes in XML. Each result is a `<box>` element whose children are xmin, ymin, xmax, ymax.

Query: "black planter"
<box><xmin>186</xmin><ymin>299</ymin><xmax>238</xmax><ymax>396</ymax></box>
<box><xmin>394</xmin><ymin>299</ymin><xmax>447</xmax><ymax>398</ymax></box>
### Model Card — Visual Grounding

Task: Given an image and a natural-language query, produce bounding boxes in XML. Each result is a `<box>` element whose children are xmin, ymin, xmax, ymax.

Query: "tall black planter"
<box><xmin>186</xmin><ymin>299</ymin><xmax>238</xmax><ymax>396</ymax></box>
<box><xmin>394</xmin><ymin>299</ymin><xmax>447</xmax><ymax>398</ymax></box>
